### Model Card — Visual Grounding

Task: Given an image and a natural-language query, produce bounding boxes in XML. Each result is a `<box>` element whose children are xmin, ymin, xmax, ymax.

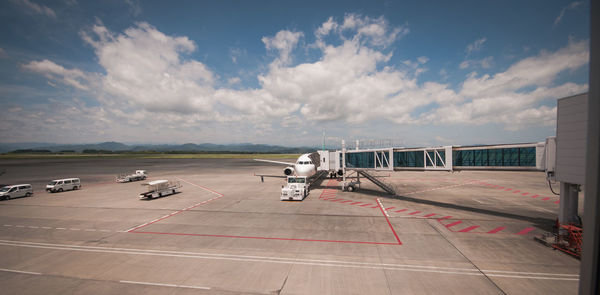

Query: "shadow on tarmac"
<box><xmin>313</xmin><ymin>177</ymin><xmax>555</xmax><ymax>232</ymax></box>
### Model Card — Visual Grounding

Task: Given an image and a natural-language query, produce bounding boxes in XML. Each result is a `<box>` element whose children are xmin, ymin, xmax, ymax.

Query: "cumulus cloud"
<box><xmin>555</xmin><ymin>2</ymin><xmax>584</xmax><ymax>25</ymax></box>
<box><xmin>80</xmin><ymin>22</ymin><xmax>216</xmax><ymax>115</ymax></box>
<box><xmin>22</xmin><ymin>59</ymin><xmax>95</xmax><ymax>90</ymax></box>
<box><xmin>262</xmin><ymin>30</ymin><xmax>303</xmax><ymax>65</ymax></box>
<box><xmin>20</xmin><ymin>15</ymin><xmax>589</xmax><ymax>143</ymax></box>
<box><xmin>420</xmin><ymin>39</ymin><xmax>589</xmax><ymax>128</ymax></box>
<box><xmin>12</xmin><ymin>0</ymin><xmax>56</xmax><ymax>18</ymax></box>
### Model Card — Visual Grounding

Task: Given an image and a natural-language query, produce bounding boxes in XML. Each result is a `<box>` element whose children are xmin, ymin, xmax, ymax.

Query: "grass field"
<box><xmin>0</xmin><ymin>153</ymin><xmax>300</xmax><ymax>160</ymax></box>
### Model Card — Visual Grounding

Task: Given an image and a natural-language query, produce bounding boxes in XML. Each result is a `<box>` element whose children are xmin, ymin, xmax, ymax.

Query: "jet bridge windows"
<box><xmin>452</xmin><ymin>147</ymin><xmax>536</xmax><ymax>167</ymax></box>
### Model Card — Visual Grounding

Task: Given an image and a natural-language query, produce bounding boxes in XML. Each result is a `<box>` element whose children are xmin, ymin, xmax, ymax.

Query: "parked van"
<box><xmin>0</xmin><ymin>184</ymin><xmax>33</xmax><ymax>200</ymax></box>
<box><xmin>46</xmin><ymin>178</ymin><xmax>81</xmax><ymax>193</ymax></box>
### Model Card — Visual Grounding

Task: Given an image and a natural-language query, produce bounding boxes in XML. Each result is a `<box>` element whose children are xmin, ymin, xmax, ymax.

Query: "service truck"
<box><xmin>281</xmin><ymin>176</ymin><xmax>309</xmax><ymax>201</ymax></box>
<box><xmin>139</xmin><ymin>180</ymin><xmax>182</xmax><ymax>200</ymax></box>
<box><xmin>117</xmin><ymin>170</ymin><xmax>147</xmax><ymax>183</ymax></box>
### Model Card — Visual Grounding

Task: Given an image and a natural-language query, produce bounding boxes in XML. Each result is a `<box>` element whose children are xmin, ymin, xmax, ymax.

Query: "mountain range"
<box><xmin>0</xmin><ymin>142</ymin><xmax>317</xmax><ymax>154</ymax></box>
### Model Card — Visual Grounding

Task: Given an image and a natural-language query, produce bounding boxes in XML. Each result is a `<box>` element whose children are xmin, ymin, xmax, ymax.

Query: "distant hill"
<box><xmin>1</xmin><ymin>142</ymin><xmax>316</xmax><ymax>154</ymax></box>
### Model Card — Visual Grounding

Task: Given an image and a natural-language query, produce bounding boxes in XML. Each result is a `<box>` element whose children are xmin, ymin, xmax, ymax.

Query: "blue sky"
<box><xmin>0</xmin><ymin>0</ymin><xmax>590</xmax><ymax>147</ymax></box>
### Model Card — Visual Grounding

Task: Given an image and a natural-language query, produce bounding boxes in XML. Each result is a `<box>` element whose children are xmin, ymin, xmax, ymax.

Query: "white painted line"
<box><xmin>28</xmin><ymin>226</ymin><xmax>39</xmax><ymax>229</ymax></box>
<box><xmin>0</xmin><ymin>239</ymin><xmax>579</xmax><ymax>281</ymax></box>
<box><xmin>119</xmin><ymin>280</ymin><xmax>210</xmax><ymax>290</ymax></box>
<box><xmin>3</xmin><ymin>224</ymin><xmax>12</xmax><ymax>227</ymax></box>
<box><xmin>41</xmin><ymin>227</ymin><xmax>52</xmax><ymax>229</ymax></box>
<box><xmin>99</xmin><ymin>229</ymin><xmax>111</xmax><ymax>232</ymax></box>
<box><xmin>56</xmin><ymin>228</ymin><xmax>66</xmax><ymax>230</ymax></box>
<box><xmin>0</xmin><ymin>268</ymin><xmax>41</xmax><ymax>275</ymax></box>
<box><xmin>377</xmin><ymin>198</ymin><xmax>390</xmax><ymax>217</ymax></box>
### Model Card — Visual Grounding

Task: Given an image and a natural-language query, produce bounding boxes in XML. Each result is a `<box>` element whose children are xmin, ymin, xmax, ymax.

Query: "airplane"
<box><xmin>254</xmin><ymin>153</ymin><xmax>319</xmax><ymax>181</ymax></box>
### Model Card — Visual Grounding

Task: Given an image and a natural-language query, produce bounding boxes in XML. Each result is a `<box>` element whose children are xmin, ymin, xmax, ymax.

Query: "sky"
<box><xmin>0</xmin><ymin>0</ymin><xmax>590</xmax><ymax>147</ymax></box>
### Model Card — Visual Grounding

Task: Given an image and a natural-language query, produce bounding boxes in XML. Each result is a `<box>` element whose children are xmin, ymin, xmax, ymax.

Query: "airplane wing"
<box><xmin>254</xmin><ymin>173</ymin><xmax>287</xmax><ymax>182</ymax></box>
<box><xmin>253</xmin><ymin>173</ymin><xmax>287</xmax><ymax>178</ymax></box>
<box><xmin>253</xmin><ymin>159</ymin><xmax>295</xmax><ymax>165</ymax></box>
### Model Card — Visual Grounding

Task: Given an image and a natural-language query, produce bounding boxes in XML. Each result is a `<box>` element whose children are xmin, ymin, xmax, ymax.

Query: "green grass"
<box><xmin>0</xmin><ymin>153</ymin><xmax>300</xmax><ymax>160</ymax></box>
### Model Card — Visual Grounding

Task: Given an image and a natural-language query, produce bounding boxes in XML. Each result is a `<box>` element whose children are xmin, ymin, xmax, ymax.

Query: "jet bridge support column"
<box><xmin>559</xmin><ymin>182</ymin><xmax>580</xmax><ymax>225</ymax></box>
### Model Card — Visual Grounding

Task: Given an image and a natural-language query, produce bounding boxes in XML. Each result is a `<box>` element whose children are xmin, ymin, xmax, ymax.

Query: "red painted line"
<box><xmin>130</xmin><ymin>231</ymin><xmax>400</xmax><ymax>245</ymax></box>
<box><xmin>371</xmin><ymin>205</ymin><xmax>380</xmax><ymax>208</ymax></box>
<box><xmin>423</xmin><ymin>213</ymin><xmax>437</xmax><ymax>218</ymax></box>
<box><xmin>504</xmin><ymin>188</ymin><xmax>512</xmax><ymax>191</ymax></box>
<box><xmin>515</xmin><ymin>227</ymin><xmax>535</xmax><ymax>235</ymax></box>
<box><xmin>542</xmin><ymin>197</ymin><xmax>550</xmax><ymax>201</ymax></box>
<box><xmin>384</xmin><ymin>207</ymin><xmax>396</xmax><ymax>211</ymax></box>
<box><xmin>408</xmin><ymin>211</ymin><xmax>422</xmax><ymax>215</ymax></box>
<box><xmin>376</xmin><ymin>200</ymin><xmax>402</xmax><ymax>245</ymax></box>
<box><xmin>521</xmin><ymin>192</ymin><xmax>529</xmax><ymax>196</ymax></box>
<box><xmin>512</xmin><ymin>190</ymin><xmax>521</xmax><ymax>193</ymax></box>
<box><xmin>487</xmin><ymin>226</ymin><xmax>506</xmax><ymax>234</ymax></box>
<box><xmin>458</xmin><ymin>226</ymin><xmax>480</xmax><ymax>233</ymax></box>
<box><xmin>395</xmin><ymin>209</ymin><xmax>407</xmax><ymax>213</ymax></box>
<box><xmin>554</xmin><ymin>200</ymin><xmax>560</xmax><ymax>204</ymax></box>
<box><xmin>360</xmin><ymin>204</ymin><xmax>373</xmax><ymax>207</ymax></box>
<box><xmin>340</xmin><ymin>200</ymin><xmax>353</xmax><ymax>203</ymax></box>
<box><xmin>438</xmin><ymin>216</ymin><xmax>452</xmax><ymax>220</ymax></box>
<box><xmin>350</xmin><ymin>202</ymin><xmax>362</xmax><ymax>205</ymax></box>
<box><xmin>445</xmin><ymin>221</ymin><xmax>463</xmax><ymax>228</ymax></box>
<box><xmin>530</xmin><ymin>195</ymin><xmax>539</xmax><ymax>198</ymax></box>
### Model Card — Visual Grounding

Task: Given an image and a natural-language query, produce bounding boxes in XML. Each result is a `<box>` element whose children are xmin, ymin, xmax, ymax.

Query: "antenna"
<box><xmin>322</xmin><ymin>131</ymin><xmax>325</xmax><ymax>151</ymax></box>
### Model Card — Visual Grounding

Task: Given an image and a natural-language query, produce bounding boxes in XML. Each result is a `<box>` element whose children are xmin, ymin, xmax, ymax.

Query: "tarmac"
<box><xmin>0</xmin><ymin>158</ymin><xmax>582</xmax><ymax>294</ymax></box>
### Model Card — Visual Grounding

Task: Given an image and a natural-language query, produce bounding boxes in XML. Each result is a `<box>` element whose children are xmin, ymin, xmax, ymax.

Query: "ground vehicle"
<box><xmin>0</xmin><ymin>184</ymin><xmax>33</xmax><ymax>200</ymax></box>
<box><xmin>46</xmin><ymin>178</ymin><xmax>81</xmax><ymax>193</ymax></box>
<box><xmin>139</xmin><ymin>180</ymin><xmax>182</xmax><ymax>200</ymax></box>
<box><xmin>281</xmin><ymin>176</ymin><xmax>309</xmax><ymax>201</ymax></box>
<box><xmin>117</xmin><ymin>170</ymin><xmax>147</xmax><ymax>183</ymax></box>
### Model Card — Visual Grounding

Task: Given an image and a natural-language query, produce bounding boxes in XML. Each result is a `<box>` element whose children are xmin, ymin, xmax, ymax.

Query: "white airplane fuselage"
<box><xmin>293</xmin><ymin>153</ymin><xmax>317</xmax><ymax>177</ymax></box>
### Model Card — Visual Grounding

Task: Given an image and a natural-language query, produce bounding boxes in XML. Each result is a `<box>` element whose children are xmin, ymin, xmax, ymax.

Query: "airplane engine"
<box><xmin>284</xmin><ymin>166</ymin><xmax>295</xmax><ymax>176</ymax></box>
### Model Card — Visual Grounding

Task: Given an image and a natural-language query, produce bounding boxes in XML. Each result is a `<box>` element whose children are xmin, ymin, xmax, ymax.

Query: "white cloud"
<box><xmin>22</xmin><ymin>59</ymin><xmax>95</xmax><ymax>90</ymax></box>
<box><xmin>12</xmin><ymin>0</ymin><xmax>56</xmax><ymax>18</ymax></box>
<box><xmin>0</xmin><ymin>48</ymin><xmax>7</xmax><ymax>58</ymax></box>
<box><xmin>81</xmin><ymin>22</ymin><xmax>216</xmax><ymax>115</ymax></box>
<box><xmin>229</xmin><ymin>48</ymin><xmax>244</xmax><ymax>64</ymax></box>
<box><xmin>459</xmin><ymin>56</ymin><xmax>494</xmax><ymax>69</ymax></box>
<box><xmin>262</xmin><ymin>30</ymin><xmax>303</xmax><ymax>65</ymax></box>
<box><xmin>316</xmin><ymin>14</ymin><xmax>408</xmax><ymax>49</ymax></box>
<box><xmin>19</xmin><ymin>17</ymin><xmax>589</xmax><ymax>144</ymax></box>
<box><xmin>227</xmin><ymin>77</ymin><xmax>241</xmax><ymax>85</ymax></box>
<box><xmin>125</xmin><ymin>0</ymin><xmax>142</xmax><ymax>17</ymax></box>
<box><xmin>466</xmin><ymin>37</ymin><xmax>486</xmax><ymax>56</ymax></box>
<box><xmin>555</xmin><ymin>2</ymin><xmax>584</xmax><ymax>25</ymax></box>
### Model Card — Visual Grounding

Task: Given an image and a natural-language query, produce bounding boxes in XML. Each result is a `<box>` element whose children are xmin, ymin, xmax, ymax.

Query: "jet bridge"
<box><xmin>318</xmin><ymin>142</ymin><xmax>546</xmax><ymax>173</ymax></box>
<box><xmin>317</xmin><ymin>140</ymin><xmax>548</xmax><ymax>196</ymax></box>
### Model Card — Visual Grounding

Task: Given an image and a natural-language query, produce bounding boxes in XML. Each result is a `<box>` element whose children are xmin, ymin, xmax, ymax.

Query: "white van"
<box><xmin>0</xmin><ymin>184</ymin><xmax>33</xmax><ymax>200</ymax></box>
<box><xmin>46</xmin><ymin>178</ymin><xmax>81</xmax><ymax>193</ymax></box>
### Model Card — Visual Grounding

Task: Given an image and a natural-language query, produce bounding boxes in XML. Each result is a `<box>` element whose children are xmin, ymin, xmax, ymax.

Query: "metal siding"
<box><xmin>556</xmin><ymin>93</ymin><xmax>588</xmax><ymax>184</ymax></box>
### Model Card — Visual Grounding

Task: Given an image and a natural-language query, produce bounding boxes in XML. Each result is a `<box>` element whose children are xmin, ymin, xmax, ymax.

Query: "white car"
<box><xmin>0</xmin><ymin>184</ymin><xmax>33</xmax><ymax>200</ymax></box>
<box><xmin>46</xmin><ymin>178</ymin><xmax>81</xmax><ymax>193</ymax></box>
